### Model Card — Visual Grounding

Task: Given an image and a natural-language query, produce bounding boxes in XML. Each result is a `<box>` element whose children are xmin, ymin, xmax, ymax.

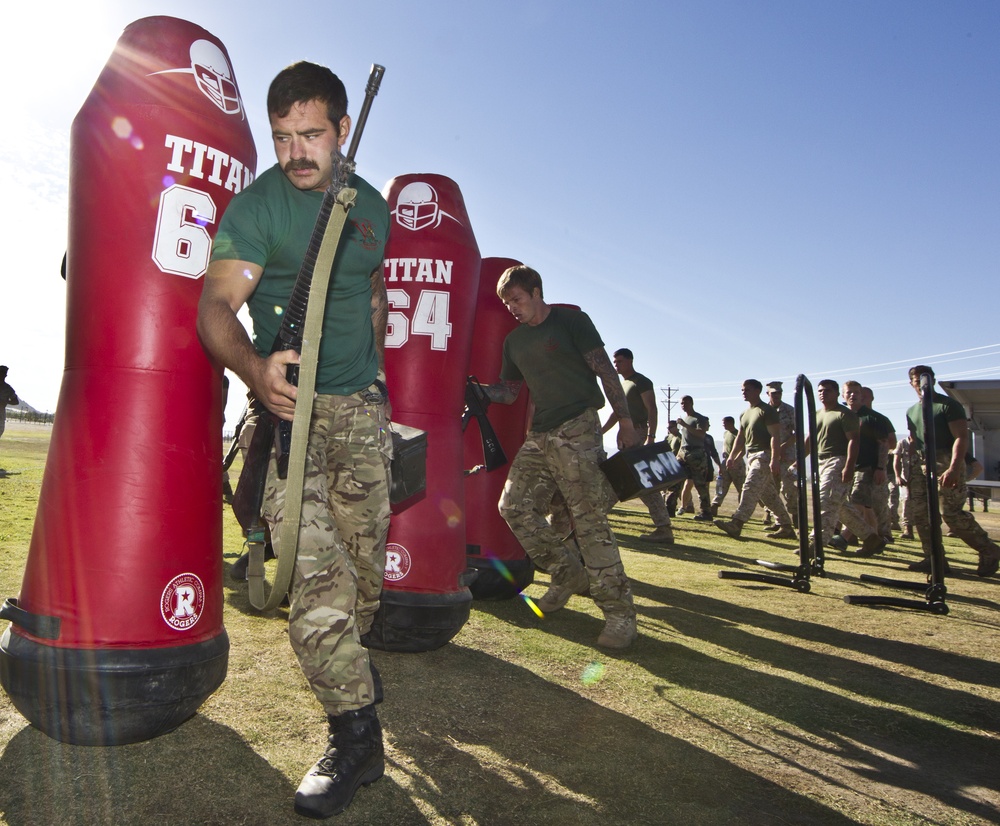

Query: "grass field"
<box><xmin>1</xmin><ymin>421</ymin><xmax>999</xmax><ymax>825</ymax></box>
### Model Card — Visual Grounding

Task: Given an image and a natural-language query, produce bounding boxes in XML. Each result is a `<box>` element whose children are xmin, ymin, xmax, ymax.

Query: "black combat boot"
<box><xmin>294</xmin><ymin>705</ymin><xmax>384</xmax><ymax>819</ymax></box>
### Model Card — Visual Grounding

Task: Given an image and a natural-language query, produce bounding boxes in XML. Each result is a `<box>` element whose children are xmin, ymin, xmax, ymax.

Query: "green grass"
<box><xmin>2</xmin><ymin>421</ymin><xmax>1000</xmax><ymax>824</ymax></box>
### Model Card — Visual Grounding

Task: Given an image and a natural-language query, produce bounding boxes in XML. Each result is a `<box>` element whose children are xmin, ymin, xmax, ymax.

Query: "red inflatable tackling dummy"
<box><xmin>0</xmin><ymin>17</ymin><xmax>256</xmax><ymax>744</ymax></box>
<box><xmin>366</xmin><ymin>174</ymin><xmax>481</xmax><ymax>652</ymax></box>
<box><xmin>463</xmin><ymin>257</ymin><xmax>534</xmax><ymax>599</ymax></box>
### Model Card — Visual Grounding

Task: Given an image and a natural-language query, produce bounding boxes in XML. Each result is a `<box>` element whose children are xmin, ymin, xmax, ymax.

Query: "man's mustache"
<box><xmin>284</xmin><ymin>159</ymin><xmax>319</xmax><ymax>172</ymax></box>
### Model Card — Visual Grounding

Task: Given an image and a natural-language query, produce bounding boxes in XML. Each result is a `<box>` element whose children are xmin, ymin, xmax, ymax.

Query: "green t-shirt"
<box><xmin>722</xmin><ymin>429</ymin><xmax>737</xmax><ymax>457</ymax></box>
<box><xmin>622</xmin><ymin>371</ymin><xmax>654</xmax><ymax>429</ymax></box>
<box><xmin>210</xmin><ymin>165</ymin><xmax>390</xmax><ymax>395</ymax></box>
<box><xmin>815</xmin><ymin>404</ymin><xmax>859</xmax><ymax>459</ymax></box>
<box><xmin>500</xmin><ymin>305</ymin><xmax>605</xmax><ymax>432</ymax></box>
<box><xmin>679</xmin><ymin>410</ymin><xmax>708</xmax><ymax>449</ymax></box>
<box><xmin>739</xmin><ymin>402</ymin><xmax>779</xmax><ymax>453</ymax></box>
<box><xmin>907</xmin><ymin>392</ymin><xmax>965</xmax><ymax>454</ymax></box>
<box><xmin>856</xmin><ymin>405</ymin><xmax>892</xmax><ymax>468</ymax></box>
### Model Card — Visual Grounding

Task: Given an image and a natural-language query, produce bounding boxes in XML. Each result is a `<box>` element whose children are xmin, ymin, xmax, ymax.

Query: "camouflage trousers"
<box><xmin>776</xmin><ymin>458</ymin><xmax>799</xmax><ymax>520</ymax></box>
<box><xmin>733</xmin><ymin>450</ymin><xmax>790</xmax><ymax>526</ymax></box>
<box><xmin>872</xmin><ymin>475</ymin><xmax>891</xmax><ymax>536</ymax></box>
<box><xmin>910</xmin><ymin>457</ymin><xmax>1000</xmax><ymax>560</ymax></box>
<box><xmin>638</xmin><ymin>487</ymin><xmax>672</xmax><ymax>528</ymax></box>
<box><xmin>712</xmin><ymin>458</ymin><xmax>746</xmax><ymax>507</ymax></box>
<box><xmin>817</xmin><ymin>456</ymin><xmax>873</xmax><ymax>545</ymax></box>
<box><xmin>888</xmin><ymin>478</ymin><xmax>901</xmax><ymax>528</ymax></box>
<box><xmin>898</xmin><ymin>482</ymin><xmax>913</xmax><ymax>529</ymax></box>
<box><xmin>499</xmin><ymin>409</ymin><xmax>634</xmax><ymax>619</ymax></box>
<box><xmin>678</xmin><ymin>447</ymin><xmax>711</xmax><ymax>514</ymax></box>
<box><xmin>263</xmin><ymin>391</ymin><xmax>392</xmax><ymax>715</ymax></box>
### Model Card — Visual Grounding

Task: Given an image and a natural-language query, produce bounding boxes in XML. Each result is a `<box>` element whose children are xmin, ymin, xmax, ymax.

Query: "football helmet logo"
<box><xmin>149</xmin><ymin>38</ymin><xmax>244</xmax><ymax>118</ymax></box>
<box><xmin>392</xmin><ymin>182</ymin><xmax>460</xmax><ymax>231</ymax></box>
<box><xmin>190</xmin><ymin>40</ymin><xmax>241</xmax><ymax>114</ymax></box>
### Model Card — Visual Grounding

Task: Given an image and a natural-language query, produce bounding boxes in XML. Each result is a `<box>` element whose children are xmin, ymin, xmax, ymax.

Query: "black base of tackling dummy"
<box><xmin>466</xmin><ymin>551</ymin><xmax>534</xmax><ymax>600</ymax></box>
<box><xmin>0</xmin><ymin>623</ymin><xmax>228</xmax><ymax>745</ymax></box>
<box><xmin>363</xmin><ymin>582</ymin><xmax>474</xmax><ymax>653</ymax></box>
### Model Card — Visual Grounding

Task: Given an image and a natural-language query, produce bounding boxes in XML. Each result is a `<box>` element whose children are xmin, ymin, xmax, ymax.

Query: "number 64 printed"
<box><xmin>386</xmin><ymin>288</ymin><xmax>452</xmax><ymax>350</ymax></box>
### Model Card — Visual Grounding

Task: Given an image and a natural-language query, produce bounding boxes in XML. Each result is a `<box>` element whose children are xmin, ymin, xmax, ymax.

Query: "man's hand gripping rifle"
<box><xmin>462</xmin><ymin>376</ymin><xmax>508</xmax><ymax>475</ymax></box>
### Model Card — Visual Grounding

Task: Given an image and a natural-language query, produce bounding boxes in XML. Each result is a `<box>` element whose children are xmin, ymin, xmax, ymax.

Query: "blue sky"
<box><xmin>2</xmin><ymin>0</ymin><xmax>998</xmax><ymax>443</ymax></box>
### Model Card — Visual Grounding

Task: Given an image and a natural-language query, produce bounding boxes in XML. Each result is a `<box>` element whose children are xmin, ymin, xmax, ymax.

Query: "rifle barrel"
<box><xmin>346</xmin><ymin>64</ymin><xmax>385</xmax><ymax>163</ymax></box>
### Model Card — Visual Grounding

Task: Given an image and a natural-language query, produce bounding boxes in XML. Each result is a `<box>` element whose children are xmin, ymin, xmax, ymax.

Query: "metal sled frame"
<box><xmin>719</xmin><ymin>374</ymin><xmax>825</xmax><ymax>593</ymax></box>
<box><xmin>844</xmin><ymin>372</ymin><xmax>948</xmax><ymax>614</ymax></box>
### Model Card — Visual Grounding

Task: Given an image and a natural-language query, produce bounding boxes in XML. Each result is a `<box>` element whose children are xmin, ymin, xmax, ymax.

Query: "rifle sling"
<box><xmin>248</xmin><ymin>186</ymin><xmax>358</xmax><ymax>611</ymax></box>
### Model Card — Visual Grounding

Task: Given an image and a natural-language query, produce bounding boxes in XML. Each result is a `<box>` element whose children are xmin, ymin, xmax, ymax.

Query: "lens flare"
<box><xmin>111</xmin><ymin>116</ymin><xmax>132</xmax><ymax>139</ymax></box>
<box><xmin>522</xmin><ymin>594</ymin><xmax>544</xmax><ymax>618</ymax></box>
<box><xmin>581</xmin><ymin>661</ymin><xmax>605</xmax><ymax>685</ymax></box>
<box><xmin>487</xmin><ymin>556</ymin><xmax>544</xmax><ymax>617</ymax></box>
<box><xmin>439</xmin><ymin>498</ymin><xmax>461</xmax><ymax>528</ymax></box>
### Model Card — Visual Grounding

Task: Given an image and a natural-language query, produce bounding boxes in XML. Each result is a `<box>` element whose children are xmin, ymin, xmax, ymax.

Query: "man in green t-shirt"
<box><xmin>763</xmin><ymin>381</ymin><xmax>799</xmax><ymax>528</ymax></box>
<box><xmin>711</xmin><ymin>416</ymin><xmax>745</xmax><ymax>516</ymax></box>
<box><xmin>676</xmin><ymin>394</ymin><xmax>713</xmax><ymax>520</ymax></box>
<box><xmin>482</xmin><ymin>266</ymin><xmax>639</xmax><ymax>650</ymax></box>
<box><xmin>905</xmin><ymin>365</ymin><xmax>999</xmax><ymax>577</ymax></box>
<box><xmin>714</xmin><ymin>379</ymin><xmax>795</xmax><ymax>539</ymax></box>
<box><xmin>197</xmin><ymin>61</ymin><xmax>390</xmax><ymax>819</ymax></box>
<box><xmin>602</xmin><ymin>348</ymin><xmax>674</xmax><ymax>544</ymax></box>
<box><xmin>807</xmin><ymin>380</ymin><xmax>886</xmax><ymax>556</ymax></box>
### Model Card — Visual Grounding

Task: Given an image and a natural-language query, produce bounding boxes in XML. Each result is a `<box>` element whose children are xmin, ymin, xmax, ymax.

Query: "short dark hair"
<box><xmin>497</xmin><ymin>265</ymin><xmax>543</xmax><ymax>299</ymax></box>
<box><xmin>681</xmin><ymin>395</ymin><xmax>693</xmax><ymax>405</ymax></box>
<box><xmin>909</xmin><ymin>365</ymin><xmax>935</xmax><ymax>383</ymax></box>
<box><xmin>818</xmin><ymin>379</ymin><xmax>839</xmax><ymax>392</ymax></box>
<box><xmin>743</xmin><ymin>379</ymin><xmax>762</xmax><ymax>392</ymax></box>
<box><xmin>613</xmin><ymin>348</ymin><xmax>633</xmax><ymax>360</ymax></box>
<box><xmin>267</xmin><ymin>61</ymin><xmax>348</xmax><ymax>127</ymax></box>
<box><xmin>723</xmin><ymin>416</ymin><xmax>734</xmax><ymax>425</ymax></box>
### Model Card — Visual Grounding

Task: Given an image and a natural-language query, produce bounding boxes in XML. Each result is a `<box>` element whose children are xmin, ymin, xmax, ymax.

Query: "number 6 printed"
<box><xmin>152</xmin><ymin>184</ymin><xmax>217</xmax><ymax>278</ymax></box>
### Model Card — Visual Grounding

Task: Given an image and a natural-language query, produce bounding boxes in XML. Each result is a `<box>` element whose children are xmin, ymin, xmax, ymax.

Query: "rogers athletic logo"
<box><xmin>384</xmin><ymin>543</ymin><xmax>412</xmax><ymax>582</ymax></box>
<box><xmin>160</xmin><ymin>573</ymin><xmax>206</xmax><ymax>631</ymax></box>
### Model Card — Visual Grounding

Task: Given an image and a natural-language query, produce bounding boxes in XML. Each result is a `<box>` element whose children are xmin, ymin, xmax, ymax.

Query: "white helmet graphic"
<box><xmin>394</xmin><ymin>182</ymin><xmax>442</xmax><ymax>231</ymax></box>
<box><xmin>190</xmin><ymin>40</ymin><xmax>241</xmax><ymax>114</ymax></box>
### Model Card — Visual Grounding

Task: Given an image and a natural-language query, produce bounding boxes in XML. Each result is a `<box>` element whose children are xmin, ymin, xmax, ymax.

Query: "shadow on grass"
<box><xmin>0</xmin><ymin>641</ymin><xmax>861</xmax><ymax>826</ymax></box>
<box><xmin>375</xmin><ymin>642</ymin><xmax>860</xmax><ymax>826</ymax></box>
<box><xmin>0</xmin><ymin>715</ymin><xmax>303</xmax><ymax>825</ymax></box>
<box><xmin>627</xmin><ymin>583</ymin><xmax>1000</xmax><ymax>822</ymax></box>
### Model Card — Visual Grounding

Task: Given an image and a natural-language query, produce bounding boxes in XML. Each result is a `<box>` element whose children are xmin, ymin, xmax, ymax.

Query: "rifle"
<box><xmin>232</xmin><ymin>64</ymin><xmax>385</xmax><ymax>533</ymax></box>
<box><xmin>462</xmin><ymin>376</ymin><xmax>508</xmax><ymax>473</ymax></box>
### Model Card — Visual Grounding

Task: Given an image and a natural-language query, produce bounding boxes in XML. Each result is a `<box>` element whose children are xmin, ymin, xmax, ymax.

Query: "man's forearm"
<box><xmin>370</xmin><ymin>268</ymin><xmax>388</xmax><ymax>375</ymax></box>
<box><xmin>950</xmin><ymin>436</ymin><xmax>967</xmax><ymax>475</ymax></box>
<box><xmin>482</xmin><ymin>379</ymin><xmax>522</xmax><ymax>406</ymax></box>
<box><xmin>197</xmin><ymin>295</ymin><xmax>264</xmax><ymax>387</ymax></box>
<box><xmin>877</xmin><ymin>440</ymin><xmax>889</xmax><ymax>470</ymax></box>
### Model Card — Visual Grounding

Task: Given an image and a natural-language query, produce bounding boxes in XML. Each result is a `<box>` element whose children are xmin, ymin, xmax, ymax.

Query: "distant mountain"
<box><xmin>7</xmin><ymin>399</ymin><xmax>54</xmax><ymax>422</ymax></box>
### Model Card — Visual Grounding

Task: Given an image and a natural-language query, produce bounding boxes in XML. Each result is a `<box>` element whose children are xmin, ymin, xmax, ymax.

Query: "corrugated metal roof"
<box><xmin>940</xmin><ymin>380</ymin><xmax>1000</xmax><ymax>432</ymax></box>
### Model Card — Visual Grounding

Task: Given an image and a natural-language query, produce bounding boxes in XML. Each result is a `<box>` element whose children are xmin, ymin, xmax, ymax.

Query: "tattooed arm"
<box><xmin>480</xmin><ymin>379</ymin><xmax>523</xmax><ymax>406</ymax></box>
<box><xmin>585</xmin><ymin>347</ymin><xmax>639</xmax><ymax>450</ymax></box>
<box><xmin>370</xmin><ymin>266</ymin><xmax>391</xmax><ymax>418</ymax></box>
<box><xmin>370</xmin><ymin>266</ymin><xmax>388</xmax><ymax>377</ymax></box>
